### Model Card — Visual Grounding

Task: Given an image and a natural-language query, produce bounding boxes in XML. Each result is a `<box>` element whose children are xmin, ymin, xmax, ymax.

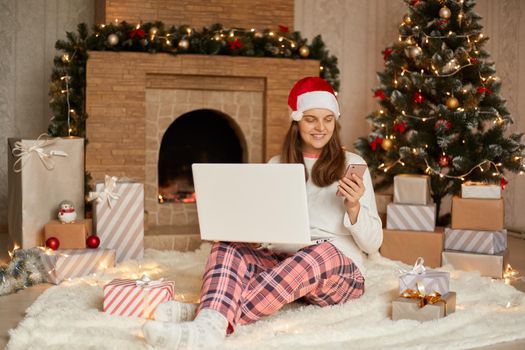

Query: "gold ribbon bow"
<box><xmin>87</xmin><ymin>175</ymin><xmax>121</xmax><ymax>208</ymax></box>
<box><xmin>11</xmin><ymin>134</ymin><xmax>68</xmax><ymax>172</ymax></box>
<box><xmin>401</xmin><ymin>282</ymin><xmax>448</xmax><ymax>315</ymax></box>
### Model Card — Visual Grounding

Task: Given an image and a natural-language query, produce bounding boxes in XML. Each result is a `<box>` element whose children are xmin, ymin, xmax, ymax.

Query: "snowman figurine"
<box><xmin>58</xmin><ymin>200</ymin><xmax>77</xmax><ymax>224</ymax></box>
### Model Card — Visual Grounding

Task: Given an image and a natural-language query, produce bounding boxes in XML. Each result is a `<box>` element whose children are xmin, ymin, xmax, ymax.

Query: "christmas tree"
<box><xmin>354</xmin><ymin>0</ymin><xmax>525</xmax><ymax>223</ymax></box>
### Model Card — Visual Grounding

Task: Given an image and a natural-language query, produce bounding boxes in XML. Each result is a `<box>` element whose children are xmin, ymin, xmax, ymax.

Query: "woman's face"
<box><xmin>298</xmin><ymin>108</ymin><xmax>336</xmax><ymax>155</ymax></box>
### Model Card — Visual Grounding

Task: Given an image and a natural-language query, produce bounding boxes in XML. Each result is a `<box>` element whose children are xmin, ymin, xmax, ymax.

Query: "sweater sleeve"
<box><xmin>342</xmin><ymin>167</ymin><xmax>383</xmax><ymax>254</ymax></box>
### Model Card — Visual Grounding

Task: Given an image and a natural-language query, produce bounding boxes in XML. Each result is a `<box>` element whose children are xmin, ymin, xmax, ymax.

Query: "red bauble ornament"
<box><xmin>374</xmin><ymin>89</ymin><xmax>386</xmax><ymax>100</ymax></box>
<box><xmin>500</xmin><ymin>177</ymin><xmax>508</xmax><ymax>190</ymax></box>
<box><xmin>278</xmin><ymin>24</ymin><xmax>289</xmax><ymax>33</ymax></box>
<box><xmin>370</xmin><ymin>136</ymin><xmax>384</xmax><ymax>151</ymax></box>
<box><xmin>438</xmin><ymin>155</ymin><xmax>450</xmax><ymax>167</ymax></box>
<box><xmin>413</xmin><ymin>91</ymin><xmax>425</xmax><ymax>104</ymax></box>
<box><xmin>393</xmin><ymin>121</ymin><xmax>407</xmax><ymax>133</ymax></box>
<box><xmin>46</xmin><ymin>237</ymin><xmax>60</xmax><ymax>250</ymax></box>
<box><xmin>86</xmin><ymin>235</ymin><xmax>101</xmax><ymax>249</ymax></box>
<box><xmin>469</xmin><ymin>57</ymin><xmax>478</xmax><ymax>64</ymax></box>
<box><xmin>228</xmin><ymin>38</ymin><xmax>242</xmax><ymax>50</ymax></box>
<box><xmin>129</xmin><ymin>28</ymin><xmax>145</xmax><ymax>39</ymax></box>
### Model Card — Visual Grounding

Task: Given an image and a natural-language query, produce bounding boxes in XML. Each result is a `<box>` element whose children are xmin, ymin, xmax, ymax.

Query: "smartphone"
<box><xmin>336</xmin><ymin>164</ymin><xmax>368</xmax><ymax>196</ymax></box>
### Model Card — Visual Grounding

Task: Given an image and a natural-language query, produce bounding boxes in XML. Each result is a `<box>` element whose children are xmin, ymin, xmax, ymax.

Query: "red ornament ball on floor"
<box><xmin>86</xmin><ymin>235</ymin><xmax>101</xmax><ymax>249</ymax></box>
<box><xmin>46</xmin><ymin>237</ymin><xmax>60</xmax><ymax>250</ymax></box>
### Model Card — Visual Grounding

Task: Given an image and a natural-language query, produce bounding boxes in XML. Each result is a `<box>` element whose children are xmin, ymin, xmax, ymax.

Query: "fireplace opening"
<box><xmin>158</xmin><ymin>109</ymin><xmax>245</xmax><ymax>203</ymax></box>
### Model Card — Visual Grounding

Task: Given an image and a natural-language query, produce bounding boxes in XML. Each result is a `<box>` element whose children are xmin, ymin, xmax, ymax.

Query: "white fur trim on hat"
<box><xmin>291</xmin><ymin>91</ymin><xmax>340</xmax><ymax>121</ymax></box>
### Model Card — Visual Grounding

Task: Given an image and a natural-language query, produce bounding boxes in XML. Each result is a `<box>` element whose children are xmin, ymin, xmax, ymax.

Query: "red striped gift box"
<box><xmin>93</xmin><ymin>180</ymin><xmax>144</xmax><ymax>263</ymax></box>
<box><xmin>39</xmin><ymin>248</ymin><xmax>116</xmax><ymax>284</ymax></box>
<box><xmin>103</xmin><ymin>278</ymin><xmax>175</xmax><ymax>319</ymax></box>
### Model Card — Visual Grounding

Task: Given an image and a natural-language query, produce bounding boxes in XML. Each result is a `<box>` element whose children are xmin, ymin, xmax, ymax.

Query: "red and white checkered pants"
<box><xmin>196</xmin><ymin>241</ymin><xmax>365</xmax><ymax>332</ymax></box>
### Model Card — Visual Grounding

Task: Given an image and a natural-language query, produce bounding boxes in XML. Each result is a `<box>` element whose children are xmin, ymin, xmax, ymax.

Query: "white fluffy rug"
<box><xmin>7</xmin><ymin>244</ymin><xmax>525</xmax><ymax>350</ymax></box>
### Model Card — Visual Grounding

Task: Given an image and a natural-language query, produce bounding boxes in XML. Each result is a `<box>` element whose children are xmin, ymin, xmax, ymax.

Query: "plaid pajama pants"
<box><xmin>196</xmin><ymin>241</ymin><xmax>365</xmax><ymax>332</ymax></box>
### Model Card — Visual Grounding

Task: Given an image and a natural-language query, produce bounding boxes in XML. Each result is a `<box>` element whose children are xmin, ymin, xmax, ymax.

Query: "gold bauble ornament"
<box><xmin>107</xmin><ymin>33</ymin><xmax>119</xmax><ymax>46</ymax></box>
<box><xmin>178</xmin><ymin>39</ymin><xmax>189</xmax><ymax>50</ymax></box>
<box><xmin>446</xmin><ymin>96</ymin><xmax>459</xmax><ymax>110</ymax></box>
<box><xmin>439</xmin><ymin>6</ymin><xmax>452</xmax><ymax>19</ymax></box>
<box><xmin>403</xmin><ymin>14</ymin><xmax>413</xmax><ymax>25</ymax></box>
<box><xmin>149</xmin><ymin>27</ymin><xmax>158</xmax><ymax>36</ymax></box>
<box><xmin>299</xmin><ymin>46</ymin><xmax>310</xmax><ymax>58</ymax></box>
<box><xmin>381</xmin><ymin>138</ymin><xmax>394</xmax><ymax>151</ymax></box>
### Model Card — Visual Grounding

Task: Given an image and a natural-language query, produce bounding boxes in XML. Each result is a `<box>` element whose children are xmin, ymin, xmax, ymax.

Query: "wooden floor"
<box><xmin>1</xmin><ymin>233</ymin><xmax>524</xmax><ymax>349</ymax></box>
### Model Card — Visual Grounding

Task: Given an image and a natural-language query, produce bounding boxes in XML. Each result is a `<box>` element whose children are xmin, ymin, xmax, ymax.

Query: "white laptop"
<box><xmin>192</xmin><ymin>163</ymin><xmax>334</xmax><ymax>246</ymax></box>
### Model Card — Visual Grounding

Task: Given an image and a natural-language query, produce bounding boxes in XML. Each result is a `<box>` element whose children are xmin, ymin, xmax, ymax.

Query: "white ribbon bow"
<box><xmin>135</xmin><ymin>274</ymin><xmax>165</xmax><ymax>287</ymax></box>
<box><xmin>11</xmin><ymin>134</ymin><xmax>68</xmax><ymax>172</ymax></box>
<box><xmin>87</xmin><ymin>175</ymin><xmax>121</xmax><ymax>208</ymax></box>
<box><xmin>400</xmin><ymin>257</ymin><xmax>426</xmax><ymax>275</ymax></box>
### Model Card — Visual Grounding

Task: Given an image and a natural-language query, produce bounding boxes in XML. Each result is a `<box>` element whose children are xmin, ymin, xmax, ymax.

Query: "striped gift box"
<box><xmin>39</xmin><ymin>248</ymin><xmax>116</xmax><ymax>284</ymax></box>
<box><xmin>94</xmin><ymin>181</ymin><xmax>144</xmax><ymax>262</ymax></box>
<box><xmin>103</xmin><ymin>279</ymin><xmax>175</xmax><ymax>319</ymax></box>
<box><xmin>387</xmin><ymin>203</ymin><xmax>436</xmax><ymax>232</ymax></box>
<box><xmin>399</xmin><ymin>269</ymin><xmax>450</xmax><ymax>295</ymax></box>
<box><xmin>444</xmin><ymin>228</ymin><xmax>507</xmax><ymax>254</ymax></box>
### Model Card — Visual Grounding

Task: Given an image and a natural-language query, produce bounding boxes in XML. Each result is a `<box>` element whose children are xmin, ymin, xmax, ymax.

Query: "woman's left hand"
<box><xmin>337</xmin><ymin>174</ymin><xmax>365</xmax><ymax>208</ymax></box>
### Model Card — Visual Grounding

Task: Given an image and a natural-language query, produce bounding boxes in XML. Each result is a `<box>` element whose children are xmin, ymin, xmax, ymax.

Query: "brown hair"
<box><xmin>280</xmin><ymin>121</ymin><xmax>346</xmax><ymax>187</ymax></box>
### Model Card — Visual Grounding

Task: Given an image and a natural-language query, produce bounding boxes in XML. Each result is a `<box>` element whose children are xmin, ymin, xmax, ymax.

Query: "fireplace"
<box><xmin>85</xmin><ymin>52</ymin><xmax>320</xmax><ymax>229</ymax></box>
<box><xmin>158</xmin><ymin>109</ymin><xmax>245</xmax><ymax>203</ymax></box>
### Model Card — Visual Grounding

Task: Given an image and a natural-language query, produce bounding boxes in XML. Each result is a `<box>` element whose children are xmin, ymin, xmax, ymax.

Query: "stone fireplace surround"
<box><xmin>86</xmin><ymin>52</ymin><xmax>319</xmax><ymax>229</ymax></box>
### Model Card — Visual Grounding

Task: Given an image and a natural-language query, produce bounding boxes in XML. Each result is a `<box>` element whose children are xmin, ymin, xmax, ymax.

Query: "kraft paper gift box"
<box><xmin>103</xmin><ymin>277</ymin><xmax>175</xmax><ymax>319</ymax></box>
<box><xmin>380</xmin><ymin>228</ymin><xmax>444</xmax><ymax>268</ymax></box>
<box><xmin>386</xmin><ymin>203</ymin><xmax>436</xmax><ymax>232</ymax></box>
<box><xmin>442</xmin><ymin>249</ymin><xmax>509</xmax><ymax>278</ymax></box>
<box><xmin>451</xmin><ymin>196</ymin><xmax>504</xmax><ymax>231</ymax></box>
<box><xmin>44</xmin><ymin>220</ymin><xmax>91</xmax><ymax>249</ymax></box>
<box><xmin>461</xmin><ymin>182</ymin><xmax>501</xmax><ymax>199</ymax></box>
<box><xmin>444</xmin><ymin>228</ymin><xmax>507</xmax><ymax>254</ymax></box>
<box><xmin>7</xmin><ymin>136</ymin><xmax>85</xmax><ymax>248</ymax></box>
<box><xmin>393</xmin><ymin>174</ymin><xmax>431</xmax><ymax>205</ymax></box>
<box><xmin>399</xmin><ymin>258</ymin><xmax>450</xmax><ymax>295</ymax></box>
<box><xmin>90</xmin><ymin>176</ymin><xmax>144</xmax><ymax>263</ymax></box>
<box><xmin>38</xmin><ymin>248</ymin><xmax>115</xmax><ymax>284</ymax></box>
<box><xmin>392</xmin><ymin>292</ymin><xmax>456</xmax><ymax>321</ymax></box>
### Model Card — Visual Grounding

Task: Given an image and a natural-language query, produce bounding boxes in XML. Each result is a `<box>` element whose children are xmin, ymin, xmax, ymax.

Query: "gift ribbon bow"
<box><xmin>400</xmin><ymin>257</ymin><xmax>426</xmax><ymax>275</ymax></box>
<box><xmin>400</xmin><ymin>283</ymin><xmax>447</xmax><ymax>315</ymax></box>
<box><xmin>135</xmin><ymin>274</ymin><xmax>165</xmax><ymax>287</ymax></box>
<box><xmin>87</xmin><ymin>175</ymin><xmax>121</xmax><ymax>208</ymax></box>
<box><xmin>11</xmin><ymin>134</ymin><xmax>68</xmax><ymax>172</ymax></box>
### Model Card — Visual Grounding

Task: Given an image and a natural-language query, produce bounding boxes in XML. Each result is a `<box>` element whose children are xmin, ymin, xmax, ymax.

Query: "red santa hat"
<box><xmin>288</xmin><ymin>77</ymin><xmax>340</xmax><ymax>121</ymax></box>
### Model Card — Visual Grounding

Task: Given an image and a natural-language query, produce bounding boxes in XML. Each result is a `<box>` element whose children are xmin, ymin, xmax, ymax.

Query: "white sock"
<box><xmin>143</xmin><ymin>308</ymin><xmax>228</xmax><ymax>349</ymax></box>
<box><xmin>154</xmin><ymin>301</ymin><xmax>197</xmax><ymax>322</ymax></box>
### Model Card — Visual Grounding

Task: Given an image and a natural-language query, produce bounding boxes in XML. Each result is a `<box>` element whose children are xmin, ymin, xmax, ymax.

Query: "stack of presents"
<box><xmin>378</xmin><ymin>174</ymin><xmax>508</xmax><ymax>321</ymax></box>
<box><xmin>7</xmin><ymin>136</ymin><xmax>174</xmax><ymax>318</ymax></box>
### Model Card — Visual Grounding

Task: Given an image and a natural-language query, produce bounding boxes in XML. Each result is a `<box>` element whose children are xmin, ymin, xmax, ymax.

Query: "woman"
<box><xmin>143</xmin><ymin>77</ymin><xmax>383</xmax><ymax>349</ymax></box>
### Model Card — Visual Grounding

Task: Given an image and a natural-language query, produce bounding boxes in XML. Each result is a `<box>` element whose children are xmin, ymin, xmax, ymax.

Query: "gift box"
<box><xmin>90</xmin><ymin>176</ymin><xmax>144</xmax><ymax>263</ymax></box>
<box><xmin>442</xmin><ymin>249</ymin><xmax>509</xmax><ymax>278</ymax></box>
<box><xmin>451</xmin><ymin>196</ymin><xmax>504</xmax><ymax>231</ymax></box>
<box><xmin>44</xmin><ymin>220</ymin><xmax>90</xmax><ymax>249</ymax></box>
<box><xmin>386</xmin><ymin>203</ymin><xmax>436</xmax><ymax>232</ymax></box>
<box><xmin>103</xmin><ymin>277</ymin><xmax>175</xmax><ymax>319</ymax></box>
<box><xmin>461</xmin><ymin>182</ymin><xmax>501</xmax><ymax>199</ymax></box>
<box><xmin>444</xmin><ymin>228</ymin><xmax>507</xmax><ymax>254</ymax></box>
<box><xmin>38</xmin><ymin>248</ymin><xmax>115</xmax><ymax>284</ymax></box>
<box><xmin>7</xmin><ymin>136</ymin><xmax>84</xmax><ymax>248</ymax></box>
<box><xmin>399</xmin><ymin>258</ymin><xmax>450</xmax><ymax>295</ymax></box>
<box><xmin>393</xmin><ymin>174</ymin><xmax>431</xmax><ymax>205</ymax></box>
<box><xmin>381</xmin><ymin>228</ymin><xmax>444</xmax><ymax>268</ymax></box>
<box><xmin>392</xmin><ymin>292</ymin><xmax>456</xmax><ymax>321</ymax></box>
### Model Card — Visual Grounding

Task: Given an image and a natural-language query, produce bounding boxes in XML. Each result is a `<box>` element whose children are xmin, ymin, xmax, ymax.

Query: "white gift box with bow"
<box><xmin>7</xmin><ymin>135</ymin><xmax>84</xmax><ymax>248</ymax></box>
<box><xmin>399</xmin><ymin>257</ymin><xmax>450</xmax><ymax>295</ymax></box>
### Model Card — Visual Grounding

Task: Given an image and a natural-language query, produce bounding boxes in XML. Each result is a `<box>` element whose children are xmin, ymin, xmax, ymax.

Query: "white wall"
<box><xmin>0</xmin><ymin>0</ymin><xmax>95</xmax><ymax>229</ymax></box>
<box><xmin>295</xmin><ymin>0</ymin><xmax>525</xmax><ymax>231</ymax></box>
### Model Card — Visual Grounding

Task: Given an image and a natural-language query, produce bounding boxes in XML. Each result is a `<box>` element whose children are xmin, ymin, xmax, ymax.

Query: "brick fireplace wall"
<box><xmin>86</xmin><ymin>52</ymin><xmax>319</xmax><ymax>227</ymax></box>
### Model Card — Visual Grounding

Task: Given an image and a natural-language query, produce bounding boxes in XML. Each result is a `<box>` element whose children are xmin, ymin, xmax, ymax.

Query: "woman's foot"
<box><xmin>143</xmin><ymin>309</ymin><xmax>228</xmax><ymax>349</ymax></box>
<box><xmin>154</xmin><ymin>301</ymin><xmax>197</xmax><ymax>322</ymax></box>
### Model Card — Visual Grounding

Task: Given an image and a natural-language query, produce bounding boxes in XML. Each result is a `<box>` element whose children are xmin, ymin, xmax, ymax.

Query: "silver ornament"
<box><xmin>405</xmin><ymin>46</ymin><xmax>422</xmax><ymax>59</ymax></box>
<box><xmin>107</xmin><ymin>33</ymin><xmax>119</xmax><ymax>46</ymax></box>
<box><xmin>439</xmin><ymin>6</ymin><xmax>451</xmax><ymax>19</ymax></box>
